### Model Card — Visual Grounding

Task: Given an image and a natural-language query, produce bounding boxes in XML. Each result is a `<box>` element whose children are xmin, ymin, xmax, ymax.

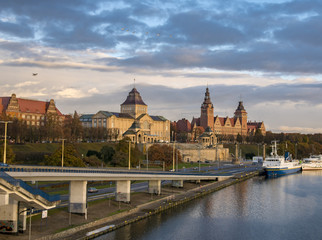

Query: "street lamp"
<box><xmin>128</xmin><ymin>141</ymin><xmax>131</xmax><ymax>170</ymax></box>
<box><xmin>172</xmin><ymin>131</ymin><xmax>175</xmax><ymax>171</ymax></box>
<box><xmin>216</xmin><ymin>143</ymin><xmax>219</xmax><ymax>169</ymax></box>
<box><xmin>146</xmin><ymin>143</ymin><xmax>149</xmax><ymax>171</ymax></box>
<box><xmin>198</xmin><ymin>146</ymin><xmax>201</xmax><ymax>172</ymax></box>
<box><xmin>59</xmin><ymin>139</ymin><xmax>66</xmax><ymax>167</ymax></box>
<box><xmin>0</xmin><ymin>120</ymin><xmax>12</xmax><ymax>164</ymax></box>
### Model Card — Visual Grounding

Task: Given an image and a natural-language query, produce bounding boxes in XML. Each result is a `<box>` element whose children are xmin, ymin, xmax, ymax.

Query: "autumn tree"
<box><xmin>63</xmin><ymin>111</ymin><xmax>83</xmax><ymax>142</ymax></box>
<box><xmin>148</xmin><ymin>144</ymin><xmax>182</xmax><ymax>168</ymax></box>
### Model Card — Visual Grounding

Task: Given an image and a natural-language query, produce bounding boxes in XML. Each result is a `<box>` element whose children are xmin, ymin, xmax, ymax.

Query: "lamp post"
<box><xmin>59</xmin><ymin>139</ymin><xmax>66</xmax><ymax>168</ymax></box>
<box><xmin>146</xmin><ymin>144</ymin><xmax>149</xmax><ymax>171</ymax></box>
<box><xmin>128</xmin><ymin>141</ymin><xmax>131</xmax><ymax>170</ymax></box>
<box><xmin>216</xmin><ymin>143</ymin><xmax>219</xmax><ymax>169</ymax></box>
<box><xmin>0</xmin><ymin>121</ymin><xmax>12</xmax><ymax>164</ymax></box>
<box><xmin>176</xmin><ymin>147</ymin><xmax>178</xmax><ymax>172</ymax></box>
<box><xmin>198</xmin><ymin>146</ymin><xmax>201</xmax><ymax>172</ymax></box>
<box><xmin>172</xmin><ymin>131</ymin><xmax>175</xmax><ymax>171</ymax></box>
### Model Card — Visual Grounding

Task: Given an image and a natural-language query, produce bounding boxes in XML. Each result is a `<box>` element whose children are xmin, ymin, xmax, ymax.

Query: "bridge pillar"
<box><xmin>148</xmin><ymin>180</ymin><xmax>161</xmax><ymax>195</ymax></box>
<box><xmin>115</xmin><ymin>180</ymin><xmax>131</xmax><ymax>202</ymax></box>
<box><xmin>19</xmin><ymin>207</ymin><xmax>27</xmax><ymax>232</ymax></box>
<box><xmin>0</xmin><ymin>198</ymin><xmax>18</xmax><ymax>233</ymax></box>
<box><xmin>0</xmin><ymin>193</ymin><xmax>9</xmax><ymax>206</ymax></box>
<box><xmin>69</xmin><ymin>181</ymin><xmax>87</xmax><ymax>214</ymax></box>
<box><xmin>172</xmin><ymin>180</ymin><xmax>183</xmax><ymax>188</ymax></box>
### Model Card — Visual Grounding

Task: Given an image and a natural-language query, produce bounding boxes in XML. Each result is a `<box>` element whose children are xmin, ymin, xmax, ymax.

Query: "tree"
<box><xmin>236</xmin><ymin>133</ymin><xmax>243</xmax><ymax>143</ymax></box>
<box><xmin>110</xmin><ymin>138</ymin><xmax>142</xmax><ymax>167</ymax></box>
<box><xmin>86</xmin><ymin>150</ymin><xmax>101</xmax><ymax>158</ymax></box>
<box><xmin>107</xmin><ymin>128</ymin><xmax>119</xmax><ymax>141</ymax></box>
<box><xmin>100</xmin><ymin>145</ymin><xmax>115</xmax><ymax>164</ymax></box>
<box><xmin>63</xmin><ymin>111</ymin><xmax>83</xmax><ymax>142</ymax></box>
<box><xmin>253</xmin><ymin>129</ymin><xmax>264</xmax><ymax>143</ymax></box>
<box><xmin>148</xmin><ymin>144</ymin><xmax>182</xmax><ymax>168</ymax></box>
<box><xmin>111</xmin><ymin>151</ymin><xmax>128</xmax><ymax>167</ymax></box>
<box><xmin>44</xmin><ymin>113</ymin><xmax>63</xmax><ymax>142</ymax></box>
<box><xmin>83</xmin><ymin>155</ymin><xmax>104</xmax><ymax>167</ymax></box>
<box><xmin>0</xmin><ymin>144</ymin><xmax>15</xmax><ymax>164</ymax></box>
<box><xmin>44</xmin><ymin>143</ymin><xmax>85</xmax><ymax>167</ymax></box>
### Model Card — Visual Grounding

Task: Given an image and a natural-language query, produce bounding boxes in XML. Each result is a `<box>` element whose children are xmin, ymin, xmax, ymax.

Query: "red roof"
<box><xmin>18</xmin><ymin>98</ymin><xmax>47</xmax><ymax>114</ymax></box>
<box><xmin>0</xmin><ymin>96</ymin><xmax>63</xmax><ymax>116</ymax></box>
<box><xmin>176</xmin><ymin>118</ymin><xmax>191</xmax><ymax>132</ymax></box>
<box><xmin>217</xmin><ymin>117</ymin><xmax>225</xmax><ymax>126</ymax></box>
<box><xmin>229</xmin><ymin>118</ymin><xmax>235</xmax><ymax>127</ymax></box>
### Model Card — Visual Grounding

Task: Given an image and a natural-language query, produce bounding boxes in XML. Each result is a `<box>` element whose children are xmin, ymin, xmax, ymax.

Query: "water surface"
<box><xmin>96</xmin><ymin>171</ymin><xmax>322</xmax><ymax>240</ymax></box>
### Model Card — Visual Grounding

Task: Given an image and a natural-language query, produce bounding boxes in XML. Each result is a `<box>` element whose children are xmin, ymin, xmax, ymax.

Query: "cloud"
<box><xmin>56</xmin><ymin>88</ymin><xmax>87</xmax><ymax>99</ymax></box>
<box><xmin>88</xmin><ymin>88</ymin><xmax>99</xmax><ymax>94</ymax></box>
<box><xmin>1</xmin><ymin>0</ymin><xmax>322</xmax><ymax>133</ymax></box>
<box><xmin>278</xmin><ymin>126</ymin><xmax>322</xmax><ymax>134</ymax></box>
<box><xmin>14</xmin><ymin>81</ymin><xmax>39</xmax><ymax>87</ymax></box>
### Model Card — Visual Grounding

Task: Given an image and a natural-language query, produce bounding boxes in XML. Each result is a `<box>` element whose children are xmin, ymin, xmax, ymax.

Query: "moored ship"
<box><xmin>263</xmin><ymin>141</ymin><xmax>302</xmax><ymax>177</ymax></box>
<box><xmin>302</xmin><ymin>155</ymin><xmax>322</xmax><ymax>171</ymax></box>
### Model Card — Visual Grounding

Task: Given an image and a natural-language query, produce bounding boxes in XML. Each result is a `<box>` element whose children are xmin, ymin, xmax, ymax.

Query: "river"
<box><xmin>95</xmin><ymin>171</ymin><xmax>322</xmax><ymax>240</ymax></box>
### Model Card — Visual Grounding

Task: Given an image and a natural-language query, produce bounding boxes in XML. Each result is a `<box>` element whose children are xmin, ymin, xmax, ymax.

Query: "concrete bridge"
<box><xmin>0</xmin><ymin>165</ymin><xmax>229</xmax><ymax>234</ymax></box>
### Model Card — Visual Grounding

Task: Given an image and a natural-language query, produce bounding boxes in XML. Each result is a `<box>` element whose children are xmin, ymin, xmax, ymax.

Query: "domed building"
<box><xmin>80</xmin><ymin>87</ymin><xmax>170</xmax><ymax>143</ymax></box>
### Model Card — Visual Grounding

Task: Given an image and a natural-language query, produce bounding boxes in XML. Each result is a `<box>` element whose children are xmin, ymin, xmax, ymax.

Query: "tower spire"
<box><xmin>200</xmin><ymin>87</ymin><xmax>214</xmax><ymax>131</ymax></box>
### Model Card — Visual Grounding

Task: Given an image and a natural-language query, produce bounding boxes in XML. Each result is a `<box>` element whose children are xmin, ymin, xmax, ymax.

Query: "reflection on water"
<box><xmin>96</xmin><ymin>172</ymin><xmax>322</xmax><ymax>240</ymax></box>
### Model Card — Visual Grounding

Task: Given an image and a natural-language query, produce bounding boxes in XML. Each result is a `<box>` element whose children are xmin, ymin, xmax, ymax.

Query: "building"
<box><xmin>192</xmin><ymin>88</ymin><xmax>266</xmax><ymax>137</ymax></box>
<box><xmin>0</xmin><ymin>93</ymin><xmax>64</xmax><ymax>126</ymax></box>
<box><xmin>173</xmin><ymin>118</ymin><xmax>192</xmax><ymax>133</ymax></box>
<box><xmin>80</xmin><ymin>87</ymin><xmax>171</xmax><ymax>143</ymax></box>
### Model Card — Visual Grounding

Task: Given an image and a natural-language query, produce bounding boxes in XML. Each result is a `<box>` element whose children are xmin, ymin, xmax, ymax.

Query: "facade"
<box><xmin>173</xmin><ymin>118</ymin><xmax>192</xmax><ymax>133</ymax></box>
<box><xmin>0</xmin><ymin>93</ymin><xmax>64</xmax><ymax>126</ymax></box>
<box><xmin>192</xmin><ymin>88</ymin><xmax>266</xmax><ymax>137</ymax></box>
<box><xmin>80</xmin><ymin>88</ymin><xmax>170</xmax><ymax>143</ymax></box>
<box><xmin>175</xmin><ymin>143</ymin><xmax>230</xmax><ymax>162</ymax></box>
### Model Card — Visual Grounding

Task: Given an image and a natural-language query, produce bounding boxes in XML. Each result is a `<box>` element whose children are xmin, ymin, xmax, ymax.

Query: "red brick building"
<box><xmin>0</xmin><ymin>93</ymin><xmax>64</xmax><ymax>126</ymax></box>
<box><xmin>192</xmin><ymin>88</ymin><xmax>266</xmax><ymax>137</ymax></box>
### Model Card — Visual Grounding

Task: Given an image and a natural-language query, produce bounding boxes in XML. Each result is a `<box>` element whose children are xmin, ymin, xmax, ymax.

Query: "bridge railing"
<box><xmin>0</xmin><ymin>164</ymin><xmax>219</xmax><ymax>177</ymax></box>
<box><xmin>0</xmin><ymin>171</ymin><xmax>60</xmax><ymax>202</ymax></box>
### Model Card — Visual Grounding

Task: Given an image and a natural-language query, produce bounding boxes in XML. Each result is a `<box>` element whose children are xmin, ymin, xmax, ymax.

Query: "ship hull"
<box><xmin>265</xmin><ymin>166</ymin><xmax>302</xmax><ymax>177</ymax></box>
<box><xmin>302</xmin><ymin>165</ymin><xmax>322</xmax><ymax>171</ymax></box>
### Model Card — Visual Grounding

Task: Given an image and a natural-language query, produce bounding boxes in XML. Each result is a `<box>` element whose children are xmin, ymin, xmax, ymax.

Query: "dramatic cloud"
<box><xmin>0</xmin><ymin>0</ymin><xmax>322</xmax><ymax>133</ymax></box>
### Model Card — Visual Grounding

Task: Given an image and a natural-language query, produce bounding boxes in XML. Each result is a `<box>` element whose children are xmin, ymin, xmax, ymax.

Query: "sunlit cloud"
<box><xmin>277</xmin><ymin>126</ymin><xmax>322</xmax><ymax>134</ymax></box>
<box><xmin>0</xmin><ymin>0</ymin><xmax>322</xmax><ymax>133</ymax></box>
<box><xmin>14</xmin><ymin>81</ymin><xmax>39</xmax><ymax>87</ymax></box>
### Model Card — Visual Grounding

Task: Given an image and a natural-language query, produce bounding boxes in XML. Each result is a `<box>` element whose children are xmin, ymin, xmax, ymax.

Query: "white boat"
<box><xmin>302</xmin><ymin>155</ymin><xmax>322</xmax><ymax>171</ymax></box>
<box><xmin>263</xmin><ymin>141</ymin><xmax>302</xmax><ymax>177</ymax></box>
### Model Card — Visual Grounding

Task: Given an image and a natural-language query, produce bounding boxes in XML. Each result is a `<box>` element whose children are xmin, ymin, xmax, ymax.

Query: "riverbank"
<box><xmin>79</xmin><ymin>170</ymin><xmax>261</xmax><ymax>240</ymax></box>
<box><xmin>3</xmin><ymin>170</ymin><xmax>261</xmax><ymax>240</ymax></box>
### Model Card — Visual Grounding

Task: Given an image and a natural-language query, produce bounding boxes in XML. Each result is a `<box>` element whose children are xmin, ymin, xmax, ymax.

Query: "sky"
<box><xmin>0</xmin><ymin>0</ymin><xmax>322</xmax><ymax>133</ymax></box>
